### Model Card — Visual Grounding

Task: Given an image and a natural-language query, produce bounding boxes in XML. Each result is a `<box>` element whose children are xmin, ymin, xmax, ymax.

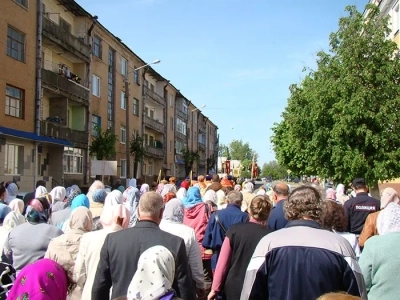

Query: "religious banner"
<box><xmin>225</xmin><ymin>160</ymin><xmax>231</xmax><ymax>174</ymax></box>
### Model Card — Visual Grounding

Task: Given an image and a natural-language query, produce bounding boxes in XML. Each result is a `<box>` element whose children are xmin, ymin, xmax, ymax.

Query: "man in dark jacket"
<box><xmin>344</xmin><ymin>178</ymin><xmax>380</xmax><ymax>234</ymax></box>
<box><xmin>92</xmin><ymin>192</ymin><xmax>196</xmax><ymax>300</ymax></box>
<box><xmin>241</xmin><ymin>185</ymin><xmax>367</xmax><ymax>300</ymax></box>
<box><xmin>267</xmin><ymin>182</ymin><xmax>289</xmax><ymax>230</ymax></box>
<box><xmin>202</xmin><ymin>190</ymin><xmax>249</xmax><ymax>271</ymax></box>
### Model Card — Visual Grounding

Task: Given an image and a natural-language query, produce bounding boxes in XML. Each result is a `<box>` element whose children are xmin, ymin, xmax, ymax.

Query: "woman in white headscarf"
<box><xmin>127</xmin><ymin>246</ymin><xmax>180</xmax><ymax>300</ymax></box>
<box><xmin>359</xmin><ymin>187</ymin><xmax>400</xmax><ymax>247</ymax></box>
<box><xmin>5</xmin><ymin>183</ymin><xmax>18</xmax><ymax>204</ymax></box>
<box><xmin>140</xmin><ymin>183</ymin><xmax>150</xmax><ymax>197</ymax></box>
<box><xmin>104</xmin><ymin>190</ymin><xmax>123</xmax><ymax>208</ymax></box>
<box><xmin>204</xmin><ymin>189</ymin><xmax>219</xmax><ymax>209</ymax></box>
<box><xmin>87</xmin><ymin>180</ymin><xmax>105</xmax><ymax>203</ymax></box>
<box><xmin>49</xmin><ymin>186</ymin><xmax>67</xmax><ymax>213</ymax></box>
<box><xmin>160</xmin><ymin>184</ymin><xmax>176</xmax><ymax>198</ymax></box>
<box><xmin>0</xmin><ymin>211</ymin><xmax>25</xmax><ymax>253</ymax></box>
<box><xmin>159</xmin><ymin>199</ymin><xmax>204</xmax><ymax>292</ymax></box>
<box><xmin>8</xmin><ymin>199</ymin><xmax>24</xmax><ymax>214</ymax></box>
<box><xmin>241</xmin><ymin>182</ymin><xmax>255</xmax><ymax>212</ymax></box>
<box><xmin>35</xmin><ymin>186</ymin><xmax>48</xmax><ymax>198</ymax></box>
<box><xmin>336</xmin><ymin>184</ymin><xmax>349</xmax><ymax>205</ymax></box>
<box><xmin>125</xmin><ymin>187</ymin><xmax>141</xmax><ymax>227</ymax></box>
<box><xmin>360</xmin><ymin>203</ymin><xmax>400</xmax><ymax>300</ymax></box>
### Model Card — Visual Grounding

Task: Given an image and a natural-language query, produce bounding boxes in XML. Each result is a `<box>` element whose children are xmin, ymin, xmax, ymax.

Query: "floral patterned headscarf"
<box><xmin>8</xmin><ymin>259</ymin><xmax>68</xmax><ymax>300</ymax></box>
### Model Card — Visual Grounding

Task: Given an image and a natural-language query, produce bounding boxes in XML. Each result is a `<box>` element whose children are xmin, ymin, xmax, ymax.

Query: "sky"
<box><xmin>76</xmin><ymin>0</ymin><xmax>368</xmax><ymax>166</ymax></box>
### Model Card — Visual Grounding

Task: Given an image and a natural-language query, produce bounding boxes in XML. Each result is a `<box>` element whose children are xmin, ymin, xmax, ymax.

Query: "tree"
<box><xmin>261</xmin><ymin>161</ymin><xmax>287</xmax><ymax>180</ymax></box>
<box><xmin>130</xmin><ymin>134</ymin><xmax>145</xmax><ymax>178</ymax></box>
<box><xmin>89</xmin><ymin>127</ymin><xmax>118</xmax><ymax>160</ymax></box>
<box><xmin>182</xmin><ymin>148</ymin><xmax>200</xmax><ymax>176</ymax></box>
<box><xmin>271</xmin><ymin>4</ymin><xmax>400</xmax><ymax>189</ymax></box>
<box><xmin>218</xmin><ymin>144</ymin><xmax>231</xmax><ymax>159</ymax></box>
<box><xmin>228</xmin><ymin>140</ymin><xmax>257</xmax><ymax>161</ymax></box>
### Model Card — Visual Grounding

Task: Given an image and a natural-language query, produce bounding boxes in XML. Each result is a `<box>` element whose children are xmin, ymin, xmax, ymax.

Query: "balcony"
<box><xmin>40</xmin><ymin>120</ymin><xmax>88</xmax><ymax>148</ymax></box>
<box><xmin>143</xmin><ymin>86</ymin><xmax>166</xmax><ymax>107</ymax></box>
<box><xmin>199</xmin><ymin>123</ymin><xmax>206</xmax><ymax>132</ymax></box>
<box><xmin>144</xmin><ymin>116</ymin><xmax>164</xmax><ymax>134</ymax></box>
<box><xmin>42</xmin><ymin>69</ymin><xmax>89</xmax><ymax>106</ymax></box>
<box><xmin>176</xmin><ymin>108</ymin><xmax>188</xmax><ymax>121</ymax></box>
<box><xmin>198</xmin><ymin>142</ymin><xmax>206</xmax><ymax>151</ymax></box>
<box><xmin>175</xmin><ymin>130</ymin><xmax>186</xmax><ymax>142</ymax></box>
<box><xmin>145</xmin><ymin>145</ymin><xmax>164</xmax><ymax>159</ymax></box>
<box><xmin>42</xmin><ymin>16</ymin><xmax>90</xmax><ymax>63</ymax></box>
<box><xmin>199</xmin><ymin>158</ymin><xmax>206</xmax><ymax>166</ymax></box>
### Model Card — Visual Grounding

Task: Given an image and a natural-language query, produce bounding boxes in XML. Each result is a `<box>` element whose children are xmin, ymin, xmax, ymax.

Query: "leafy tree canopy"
<box><xmin>271</xmin><ymin>4</ymin><xmax>400</xmax><ymax>186</ymax></box>
<box><xmin>261</xmin><ymin>161</ymin><xmax>287</xmax><ymax>180</ymax></box>
<box><xmin>89</xmin><ymin>127</ymin><xmax>118</xmax><ymax>160</ymax></box>
<box><xmin>226</xmin><ymin>140</ymin><xmax>257</xmax><ymax>161</ymax></box>
<box><xmin>182</xmin><ymin>148</ymin><xmax>200</xmax><ymax>176</ymax></box>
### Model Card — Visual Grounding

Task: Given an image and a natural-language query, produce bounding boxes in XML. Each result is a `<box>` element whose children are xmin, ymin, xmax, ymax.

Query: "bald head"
<box><xmin>138</xmin><ymin>191</ymin><xmax>164</xmax><ymax>224</ymax></box>
<box><xmin>272</xmin><ymin>182</ymin><xmax>289</xmax><ymax>203</ymax></box>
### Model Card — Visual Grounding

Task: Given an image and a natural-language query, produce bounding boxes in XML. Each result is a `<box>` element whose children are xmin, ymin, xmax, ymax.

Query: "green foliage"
<box><xmin>261</xmin><ymin>161</ymin><xmax>287</xmax><ymax>180</ymax></box>
<box><xmin>182</xmin><ymin>148</ymin><xmax>200</xmax><ymax>176</ymax></box>
<box><xmin>227</xmin><ymin>140</ymin><xmax>257</xmax><ymax>161</ymax></box>
<box><xmin>89</xmin><ymin>127</ymin><xmax>118</xmax><ymax>160</ymax></box>
<box><xmin>271</xmin><ymin>4</ymin><xmax>400</xmax><ymax>186</ymax></box>
<box><xmin>218</xmin><ymin>144</ymin><xmax>231</xmax><ymax>159</ymax></box>
<box><xmin>130</xmin><ymin>134</ymin><xmax>146</xmax><ymax>178</ymax></box>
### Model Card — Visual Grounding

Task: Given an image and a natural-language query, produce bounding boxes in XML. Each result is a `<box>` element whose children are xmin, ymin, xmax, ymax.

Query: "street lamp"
<box><xmin>191</xmin><ymin>105</ymin><xmax>206</xmax><ymax>112</ymax></box>
<box><xmin>125</xmin><ymin>59</ymin><xmax>161</xmax><ymax>180</ymax></box>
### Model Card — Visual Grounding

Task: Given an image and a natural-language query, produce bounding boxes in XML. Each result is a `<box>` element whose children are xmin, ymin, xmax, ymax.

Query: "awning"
<box><xmin>0</xmin><ymin>126</ymin><xmax>73</xmax><ymax>146</ymax></box>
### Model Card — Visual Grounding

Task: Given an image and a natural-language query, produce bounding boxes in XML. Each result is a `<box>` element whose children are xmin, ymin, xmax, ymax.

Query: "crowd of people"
<box><xmin>0</xmin><ymin>174</ymin><xmax>396</xmax><ymax>299</ymax></box>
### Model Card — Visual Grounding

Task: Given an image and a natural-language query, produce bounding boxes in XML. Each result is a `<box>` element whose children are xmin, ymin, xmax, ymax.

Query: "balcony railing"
<box><xmin>42</xmin><ymin>16</ymin><xmax>90</xmax><ymax>62</ymax></box>
<box><xmin>40</xmin><ymin>120</ymin><xmax>88</xmax><ymax>148</ymax></box>
<box><xmin>42</xmin><ymin>69</ymin><xmax>89</xmax><ymax>105</ymax></box>
<box><xmin>176</xmin><ymin>108</ymin><xmax>188</xmax><ymax>121</ymax></box>
<box><xmin>144</xmin><ymin>86</ymin><xmax>166</xmax><ymax>107</ymax></box>
<box><xmin>198</xmin><ymin>142</ymin><xmax>206</xmax><ymax>151</ymax></box>
<box><xmin>175</xmin><ymin>130</ymin><xmax>186</xmax><ymax>141</ymax></box>
<box><xmin>145</xmin><ymin>145</ymin><xmax>164</xmax><ymax>158</ymax></box>
<box><xmin>144</xmin><ymin>116</ymin><xmax>164</xmax><ymax>133</ymax></box>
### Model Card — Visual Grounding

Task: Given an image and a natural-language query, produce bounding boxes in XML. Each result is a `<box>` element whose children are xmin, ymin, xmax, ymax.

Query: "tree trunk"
<box><xmin>133</xmin><ymin>160</ymin><xmax>139</xmax><ymax>179</ymax></box>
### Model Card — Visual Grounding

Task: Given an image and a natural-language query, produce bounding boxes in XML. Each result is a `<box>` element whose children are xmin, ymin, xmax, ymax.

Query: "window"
<box><xmin>133</xmin><ymin>67</ymin><xmax>139</xmax><ymax>84</ymax></box>
<box><xmin>176</xmin><ymin>118</ymin><xmax>186</xmax><ymax>136</ymax></box>
<box><xmin>145</xmin><ymin>107</ymin><xmax>149</xmax><ymax>117</ymax></box>
<box><xmin>149</xmin><ymin>136</ymin><xmax>154</xmax><ymax>147</ymax></box>
<box><xmin>133</xmin><ymin>98</ymin><xmax>139</xmax><ymax>116</ymax></box>
<box><xmin>170</xmin><ymin>117</ymin><xmax>174</xmax><ymax>131</ymax></box>
<box><xmin>59</xmin><ymin>18</ymin><xmax>71</xmax><ymax>33</ymax></box>
<box><xmin>121</xmin><ymin>91</ymin><xmax>126</xmax><ymax>110</ymax></box>
<box><xmin>93</xmin><ymin>36</ymin><xmax>102</xmax><ymax>58</ymax></box>
<box><xmin>183</xmin><ymin>103</ymin><xmax>188</xmax><ymax>116</ymax></box>
<box><xmin>16</xmin><ymin>0</ymin><xmax>28</xmax><ymax>8</ymax></box>
<box><xmin>121</xmin><ymin>58</ymin><xmax>127</xmax><ymax>76</ymax></box>
<box><xmin>5</xmin><ymin>85</ymin><xmax>23</xmax><ymax>118</ymax></box>
<box><xmin>120</xmin><ymin>126</ymin><xmax>126</xmax><ymax>144</ymax></box>
<box><xmin>92</xmin><ymin>115</ymin><xmax>101</xmax><ymax>136</ymax></box>
<box><xmin>149</xmin><ymin>109</ymin><xmax>154</xmax><ymax>119</ymax></box>
<box><xmin>120</xmin><ymin>159</ymin><xmax>127</xmax><ymax>178</ymax></box>
<box><xmin>150</xmin><ymin>83</ymin><xmax>154</xmax><ymax>92</ymax></box>
<box><xmin>169</xmin><ymin>140</ymin><xmax>173</xmax><ymax>153</ymax></box>
<box><xmin>4</xmin><ymin>144</ymin><xmax>24</xmax><ymax>175</ymax></box>
<box><xmin>92</xmin><ymin>75</ymin><xmax>100</xmax><ymax>97</ymax></box>
<box><xmin>169</xmin><ymin>94</ymin><xmax>173</xmax><ymax>107</ymax></box>
<box><xmin>148</xmin><ymin>163</ymin><xmax>153</xmax><ymax>176</ymax></box>
<box><xmin>7</xmin><ymin>26</ymin><xmax>25</xmax><ymax>62</ymax></box>
<box><xmin>63</xmin><ymin>147</ymin><xmax>83</xmax><ymax>174</ymax></box>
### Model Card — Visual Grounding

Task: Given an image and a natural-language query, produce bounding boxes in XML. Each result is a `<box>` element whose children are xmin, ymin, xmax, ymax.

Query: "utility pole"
<box><xmin>125</xmin><ymin>79</ymin><xmax>130</xmax><ymax>180</ymax></box>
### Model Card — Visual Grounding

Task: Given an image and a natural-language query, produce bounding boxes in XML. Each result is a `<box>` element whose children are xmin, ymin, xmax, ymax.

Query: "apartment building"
<box><xmin>165</xmin><ymin>84</ymin><xmax>177</xmax><ymax>177</ymax></box>
<box><xmin>90</xmin><ymin>22</ymin><xmax>144</xmax><ymax>182</ymax></box>
<box><xmin>40</xmin><ymin>0</ymin><xmax>92</xmax><ymax>187</ymax></box>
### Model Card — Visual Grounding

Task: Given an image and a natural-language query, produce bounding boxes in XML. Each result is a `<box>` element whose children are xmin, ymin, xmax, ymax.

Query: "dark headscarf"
<box><xmin>26</xmin><ymin>197</ymin><xmax>51</xmax><ymax>224</ymax></box>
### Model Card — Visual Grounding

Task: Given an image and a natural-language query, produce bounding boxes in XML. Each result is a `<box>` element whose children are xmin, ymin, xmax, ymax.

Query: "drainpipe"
<box><xmin>34</xmin><ymin>0</ymin><xmax>43</xmax><ymax>188</ymax></box>
<box><xmin>85</xmin><ymin>16</ymin><xmax>98</xmax><ymax>185</ymax></box>
<box><xmin>141</xmin><ymin>68</ymin><xmax>148</xmax><ymax>179</ymax></box>
<box><xmin>163</xmin><ymin>80</ymin><xmax>169</xmax><ymax>178</ymax></box>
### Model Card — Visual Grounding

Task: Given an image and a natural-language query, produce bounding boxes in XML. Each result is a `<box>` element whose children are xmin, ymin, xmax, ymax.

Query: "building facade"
<box><xmin>0</xmin><ymin>0</ymin><xmax>218</xmax><ymax>191</ymax></box>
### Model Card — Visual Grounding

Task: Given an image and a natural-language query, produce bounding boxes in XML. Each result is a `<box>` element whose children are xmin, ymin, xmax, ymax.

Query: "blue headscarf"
<box><xmin>64</xmin><ymin>185</ymin><xmax>81</xmax><ymax>209</ymax></box>
<box><xmin>71</xmin><ymin>194</ymin><xmax>90</xmax><ymax>211</ymax></box>
<box><xmin>126</xmin><ymin>187</ymin><xmax>141</xmax><ymax>227</ymax></box>
<box><xmin>182</xmin><ymin>187</ymin><xmax>203</xmax><ymax>209</ymax></box>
